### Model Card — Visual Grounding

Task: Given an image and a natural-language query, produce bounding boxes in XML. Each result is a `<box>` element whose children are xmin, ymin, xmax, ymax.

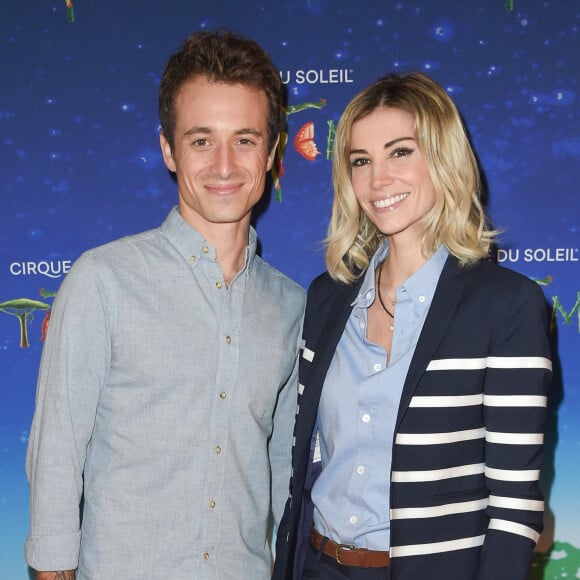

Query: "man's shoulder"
<box><xmin>252</xmin><ymin>256</ymin><xmax>306</xmax><ymax>301</ymax></box>
<box><xmin>63</xmin><ymin>227</ymin><xmax>165</xmax><ymax>287</ymax></box>
<box><xmin>70</xmin><ymin>227</ymin><xmax>165</xmax><ymax>273</ymax></box>
<box><xmin>85</xmin><ymin>226</ymin><xmax>163</xmax><ymax>258</ymax></box>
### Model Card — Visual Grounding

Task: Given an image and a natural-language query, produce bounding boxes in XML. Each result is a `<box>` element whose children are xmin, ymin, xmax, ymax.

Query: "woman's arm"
<box><xmin>478</xmin><ymin>280</ymin><xmax>552</xmax><ymax>580</ymax></box>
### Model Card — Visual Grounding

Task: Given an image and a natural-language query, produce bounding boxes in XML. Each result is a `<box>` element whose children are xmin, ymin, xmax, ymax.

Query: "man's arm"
<box><xmin>269</xmin><ymin>291</ymin><xmax>305</xmax><ymax>528</ymax></box>
<box><xmin>269</xmin><ymin>342</ymin><xmax>301</xmax><ymax>528</ymax></box>
<box><xmin>25</xmin><ymin>253</ymin><xmax>111</xmax><ymax>572</ymax></box>
<box><xmin>36</xmin><ymin>571</ymin><xmax>75</xmax><ymax>580</ymax></box>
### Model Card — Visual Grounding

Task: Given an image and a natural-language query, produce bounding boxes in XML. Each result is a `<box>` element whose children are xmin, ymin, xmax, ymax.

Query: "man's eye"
<box><xmin>192</xmin><ymin>139</ymin><xmax>208</xmax><ymax>147</ymax></box>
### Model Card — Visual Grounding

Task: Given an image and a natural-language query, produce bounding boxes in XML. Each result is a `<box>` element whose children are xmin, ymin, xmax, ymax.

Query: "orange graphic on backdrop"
<box><xmin>293</xmin><ymin>122</ymin><xmax>321</xmax><ymax>161</ymax></box>
<box><xmin>271</xmin><ymin>98</ymin><xmax>327</xmax><ymax>201</ymax></box>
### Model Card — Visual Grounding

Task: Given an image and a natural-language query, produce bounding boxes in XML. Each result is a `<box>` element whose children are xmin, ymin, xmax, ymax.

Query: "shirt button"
<box><xmin>357</xmin><ymin>466</ymin><xmax>366</xmax><ymax>475</ymax></box>
<box><xmin>215</xmin><ymin>446</ymin><xmax>222</xmax><ymax>454</ymax></box>
<box><xmin>366</xmin><ymin>291</ymin><xmax>372</xmax><ymax>300</ymax></box>
<box><xmin>226</xmin><ymin>335</ymin><xmax>231</xmax><ymax>344</ymax></box>
<box><xmin>373</xmin><ymin>363</ymin><xmax>382</xmax><ymax>372</ymax></box>
<box><xmin>349</xmin><ymin>515</ymin><xmax>358</xmax><ymax>524</ymax></box>
<box><xmin>362</xmin><ymin>414</ymin><xmax>371</xmax><ymax>423</ymax></box>
<box><xmin>419</xmin><ymin>295</ymin><xmax>426</xmax><ymax>303</ymax></box>
<box><xmin>203</xmin><ymin>552</ymin><xmax>210</xmax><ymax>560</ymax></box>
<box><xmin>219</xmin><ymin>391</ymin><xmax>227</xmax><ymax>399</ymax></box>
<box><xmin>209</xmin><ymin>500</ymin><xmax>216</xmax><ymax>509</ymax></box>
<box><xmin>216</xmin><ymin>281</ymin><xmax>223</xmax><ymax>289</ymax></box>
<box><xmin>202</xmin><ymin>246</ymin><xmax>209</xmax><ymax>254</ymax></box>
<box><xmin>190</xmin><ymin>255</ymin><xmax>196</xmax><ymax>262</ymax></box>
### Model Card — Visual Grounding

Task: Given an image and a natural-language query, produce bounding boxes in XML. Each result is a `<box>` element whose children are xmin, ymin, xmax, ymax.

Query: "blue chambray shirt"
<box><xmin>311</xmin><ymin>243</ymin><xmax>448</xmax><ymax>550</ymax></box>
<box><xmin>25</xmin><ymin>207</ymin><xmax>305</xmax><ymax>579</ymax></box>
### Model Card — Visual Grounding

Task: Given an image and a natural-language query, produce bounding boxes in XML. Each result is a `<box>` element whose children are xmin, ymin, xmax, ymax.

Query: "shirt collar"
<box><xmin>351</xmin><ymin>242</ymin><xmax>449</xmax><ymax>308</ymax></box>
<box><xmin>352</xmin><ymin>241</ymin><xmax>389</xmax><ymax>308</ymax></box>
<box><xmin>398</xmin><ymin>244</ymin><xmax>449</xmax><ymax>306</ymax></box>
<box><xmin>160</xmin><ymin>206</ymin><xmax>258</xmax><ymax>275</ymax></box>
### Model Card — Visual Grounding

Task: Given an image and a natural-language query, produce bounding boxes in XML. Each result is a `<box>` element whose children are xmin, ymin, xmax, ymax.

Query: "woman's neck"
<box><xmin>382</xmin><ymin>237</ymin><xmax>428</xmax><ymax>290</ymax></box>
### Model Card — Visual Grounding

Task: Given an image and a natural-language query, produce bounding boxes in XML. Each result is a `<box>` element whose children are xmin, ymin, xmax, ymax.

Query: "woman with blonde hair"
<box><xmin>273</xmin><ymin>72</ymin><xmax>552</xmax><ymax>580</ymax></box>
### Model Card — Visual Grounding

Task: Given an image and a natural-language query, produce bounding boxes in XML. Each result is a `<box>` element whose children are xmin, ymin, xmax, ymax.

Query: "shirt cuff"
<box><xmin>25</xmin><ymin>531</ymin><xmax>81</xmax><ymax>572</ymax></box>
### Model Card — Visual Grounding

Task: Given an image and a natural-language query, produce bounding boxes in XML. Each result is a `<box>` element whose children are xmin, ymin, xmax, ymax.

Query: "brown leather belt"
<box><xmin>310</xmin><ymin>527</ymin><xmax>390</xmax><ymax>568</ymax></box>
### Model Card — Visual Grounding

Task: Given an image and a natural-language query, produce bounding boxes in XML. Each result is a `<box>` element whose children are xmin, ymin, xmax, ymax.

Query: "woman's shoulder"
<box><xmin>307</xmin><ymin>270</ymin><xmax>361</xmax><ymax>302</ymax></box>
<box><xmin>456</xmin><ymin>257</ymin><xmax>538</xmax><ymax>288</ymax></box>
<box><xmin>454</xmin><ymin>258</ymin><xmax>546</xmax><ymax>305</ymax></box>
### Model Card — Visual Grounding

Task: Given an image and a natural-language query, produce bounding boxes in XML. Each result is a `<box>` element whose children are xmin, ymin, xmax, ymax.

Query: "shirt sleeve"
<box><xmin>25</xmin><ymin>252</ymin><xmax>112</xmax><ymax>571</ymax></box>
<box><xmin>477</xmin><ymin>279</ymin><xmax>552</xmax><ymax>580</ymax></box>
<box><xmin>268</xmin><ymin>312</ymin><xmax>303</xmax><ymax>529</ymax></box>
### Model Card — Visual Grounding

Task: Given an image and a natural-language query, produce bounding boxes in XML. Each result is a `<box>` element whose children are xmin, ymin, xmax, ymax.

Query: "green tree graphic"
<box><xmin>0</xmin><ymin>298</ymin><xmax>50</xmax><ymax>348</ymax></box>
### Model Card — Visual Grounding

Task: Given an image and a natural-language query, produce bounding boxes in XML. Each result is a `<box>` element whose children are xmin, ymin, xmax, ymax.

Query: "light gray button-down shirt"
<box><xmin>25</xmin><ymin>207</ymin><xmax>305</xmax><ymax>579</ymax></box>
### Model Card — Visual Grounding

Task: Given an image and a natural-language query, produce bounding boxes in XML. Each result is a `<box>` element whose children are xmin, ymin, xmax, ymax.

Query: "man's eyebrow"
<box><xmin>234</xmin><ymin>128</ymin><xmax>264</xmax><ymax>138</ymax></box>
<box><xmin>183</xmin><ymin>126</ymin><xmax>212</xmax><ymax>137</ymax></box>
<box><xmin>182</xmin><ymin>127</ymin><xmax>264</xmax><ymax>139</ymax></box>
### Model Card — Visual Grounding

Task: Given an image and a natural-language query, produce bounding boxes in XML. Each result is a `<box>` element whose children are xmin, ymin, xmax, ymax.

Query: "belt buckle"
<box><xmin>334</xmin><ymin>543</ymin><xmax>355</xmax><ymax>565</ymax></box>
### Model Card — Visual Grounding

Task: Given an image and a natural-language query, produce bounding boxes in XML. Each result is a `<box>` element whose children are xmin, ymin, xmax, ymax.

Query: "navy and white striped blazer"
<box><xmin>273</xmin><ymin>255</ymin><xmax>552</xmax><ymax>580</ymax></box>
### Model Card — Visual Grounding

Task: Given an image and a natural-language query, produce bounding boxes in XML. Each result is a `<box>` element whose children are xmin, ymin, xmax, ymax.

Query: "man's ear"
<box><xmin>159</xmin><ymin>132</ymin><xmax>176</xmax><ymax>172</ymax></box>
<box><xmin>266</xmin><ymin>135</ymin><xmax>281</xmax><ymax>171</ymax></box>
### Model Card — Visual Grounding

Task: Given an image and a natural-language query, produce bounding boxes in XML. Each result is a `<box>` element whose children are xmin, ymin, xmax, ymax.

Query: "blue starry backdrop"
<box><xmin>1</xmin><ymin>1</ymin><xmax>578</xmax><ymax>578</ymax></box>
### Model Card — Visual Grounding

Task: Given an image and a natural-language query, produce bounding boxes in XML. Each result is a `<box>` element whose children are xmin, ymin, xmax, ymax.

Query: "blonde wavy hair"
<box><xmin>326</xmin><ymin>72</ymin><xmax>497</xmax><ymax>284</ymax></box>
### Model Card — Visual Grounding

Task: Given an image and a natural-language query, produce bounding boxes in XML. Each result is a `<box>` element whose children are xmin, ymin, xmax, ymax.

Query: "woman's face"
<box><xmin>349</xmin><ymin>106</ymin><xmax>438</xmax><ymax>246</ymax></box>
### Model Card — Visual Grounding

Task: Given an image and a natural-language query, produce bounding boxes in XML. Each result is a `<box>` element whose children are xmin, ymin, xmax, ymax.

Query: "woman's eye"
<box><xmin>350</xmin><ymin>157</ymin><xmax>370</xmax><ymax>167</ymax></box>
<box><xmin>391</xmin><ymin>147</ymin><xmax>413</xmax><ymax>158</ymax></box>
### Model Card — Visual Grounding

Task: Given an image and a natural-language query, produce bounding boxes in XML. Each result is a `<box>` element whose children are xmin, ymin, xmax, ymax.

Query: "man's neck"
<box><xmin>211</xmin><ymin>223</ymin><xmax>250</xmax><ymax>285</ymax></box>
<box><xmin>180</xmin><ymin>208</ymin><xmax>251</xmax><ymax>285</ymax></box>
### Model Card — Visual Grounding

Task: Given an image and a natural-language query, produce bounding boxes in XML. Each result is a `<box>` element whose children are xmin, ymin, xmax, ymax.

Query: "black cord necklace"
<box><xmin>377</xmin><ymin>260</ymin><xmax>395</xmax><ymax>331</ymax></box>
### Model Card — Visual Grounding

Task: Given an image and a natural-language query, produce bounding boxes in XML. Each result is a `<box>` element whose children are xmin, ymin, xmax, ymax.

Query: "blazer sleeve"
<box><xmin>477</xmin><ymin>278</ymin><xmax>552</xmax><ymax>580</ymax></box>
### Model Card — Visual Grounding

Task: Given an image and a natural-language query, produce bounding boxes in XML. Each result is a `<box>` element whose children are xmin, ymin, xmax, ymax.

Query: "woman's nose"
<box><xmin>370</xmin><ymin>160</ymin><xmax>395</xmax><ymax>189</ymax></box>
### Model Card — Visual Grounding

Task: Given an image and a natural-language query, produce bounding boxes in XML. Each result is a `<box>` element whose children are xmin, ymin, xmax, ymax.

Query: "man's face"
<box><xmin>160</xmin><ymin>77</ymin><xmax>277</xmax><ymax>236</ymax></box>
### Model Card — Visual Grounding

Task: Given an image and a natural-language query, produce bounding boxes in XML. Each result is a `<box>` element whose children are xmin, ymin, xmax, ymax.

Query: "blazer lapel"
<box><xmin>301</xmin><ymin>279</ymin><xmax>362</xmax><ymax>417</ymax></box>
<box><xmin>395</xmin><ymin>256</ymin><xmax>466</xmax><ymax>430</ymax></box>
